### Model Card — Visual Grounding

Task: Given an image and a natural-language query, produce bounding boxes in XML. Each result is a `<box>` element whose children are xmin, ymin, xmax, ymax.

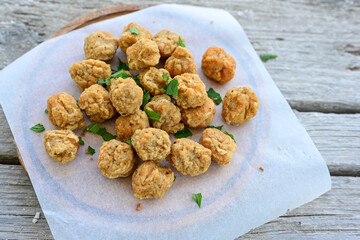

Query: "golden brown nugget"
<box><xmin>199</xmin><ymin>128</ymin><xmax>237</xmax><ymax>166</ymax></box>
<box><xmin>181</xmin><ymin>97</ymin><xmax>216</xmax><ymax>128</ymax></box>
<box><xmin>153</xmin><ymin>29</ymin><xmax>186</xmax><ymax>57</ymax></box>
<box><xmin>138</xmin><ymin>67</ymin><xmax>170</xmax><ymax>96</ymax></box>
<box><xmin>98</xmin><ymin>140</ymin><xmax>137</xmax><ymax>178</ymax></box>
<box><xmin>201</xmin><ymin>46</ymin><xmax>236</xmax><ymax>84</ymax></box>
<box><xmin>69</xmin><ymin>59</ymin><xmax>112</xmax><ymax>91</ymax></box>
<box><xmin>164</xmin><ymin>46</ymin><xmax>197</xmax><ymax>77</ymax></box>
<box><xmin>84</xmin><ymin>30</ymin><xmax>118</xmax><ymax>60</ymax></box>
<box><xmin>166</xmin><ymin>138</ymin><xmax>211</xmax><ymax>176</ymax></box>
<box><xmin>118</xmin><ymin>22</ymin><xmax>152</xmax><ymax>52</ymax></box>
<box><xmin>222</xmin><ymin>87</ymin><xmax>260</xmax><ymax>125</ymax></box>
<box><xmin>109</xmin><ymin>77</ymin><xmax>143</xmax><ymax>116</ymax></box>
<box><xmin>78</xmin><ymin>84</ymin><xmax>116</xmax><ymax>123</ymax></box>
<box><xmin>44</xmin><ymin>130</ymin><xmax>79</xmax><ymax>163</ymax></box>
<box><xmin>126</xmin><ymin>39</ymin><xmax>160</xmax><ymax>70</ymax></box>
<box><xmin>131</xmin><ymin>128</ymin><xmax>171</xmax><ymax>162</ymax></box>
<box><xmin>115</xmin><ymin>109</ymin><xmax>150</xmax><ymax>142</ymax></box>
<box><xmin>132</xmin><ymin>161</ymin><xmax>174</xmax><ymax>199</ymax></box>
<box><xmin>47</xmin><ymin>92</ymin><xmax>85</xmax><ymax>130</ymax></box>
<box><xmin>173</xmin><ymin>73</ymin><xmax>207</xmax><ymax>109</ymax></box>
<box><xmin>144</xmin><ymin>95</ymin><xmax>184</xmax><ymax>133</ymax></box>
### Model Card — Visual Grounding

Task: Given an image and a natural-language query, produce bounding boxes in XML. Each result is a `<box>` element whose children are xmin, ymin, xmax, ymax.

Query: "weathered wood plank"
<box><xmin>0</xmin><ymin>0</ymin><xmax>359</xmax><ymax>112</ymax></box>
<box><xmin>0</xmin><ymin>164</ymin><xmax>359</xmax><ymax>239</ymax></box>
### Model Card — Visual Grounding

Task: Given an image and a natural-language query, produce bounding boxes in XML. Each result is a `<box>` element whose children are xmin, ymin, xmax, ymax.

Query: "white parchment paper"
<box><xmin>0</xmin><ymin>4</ymin><xmax>331</xmax><ymax>240</ymax></box>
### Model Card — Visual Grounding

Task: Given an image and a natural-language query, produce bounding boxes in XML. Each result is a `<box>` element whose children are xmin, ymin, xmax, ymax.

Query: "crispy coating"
<box><xmin>173</xmin><ymin>73</ymin><xmax>207</xmax><ymax>109</ymax></box>
<box><xmin>115</xmin><ymin>109</ymin><xmax>150</xmax><ymax>142</ymax></box>
<box><xmin>109</xmin><ymin>77</ymin><xmax>143</xmax><ymax>116</ymax></box>
<box><xmin>126</xmin><ymin>39</ymin><xmax>160</xmax><ymax>70</ymax></box>
<box><xmin>84</xmin><ymin>30</ymin><xmax>118</xmax><ymax>60</ymax></box>
<box><xmin>222</xmin><ymin>87</ymin><xmax>260</xmax><ymax>125</ymax></box>
<box><xmin>132</xmin><ymin>161</ymin><xmax>174</xmax><ymax>199</ymax></box>
<box><xmin>131</xmin><ymin>128</ymin><xmax>171</xmax><ymax>162</ymax></box>
<box><xmin>47</xmin><ymin>92</ymin><xmax>85</xmax><ymax>130</ymax></box>
<box><xmin>164</xmin><ymin>46</ymin><xmax>197</xmax><ymax>77</ymax></box>
<box><xmin>201</xmin><ymin>46</ymin><xmax>236</xmax><ymax>84</ymax></box>
<box><xmin>166</xmin><ymin>138</ymin><xmax>211</xmax><ymax>176</ymax></box>
<box><xmin>118</xmin><ymin>23</ymin><xmax>152</xmax><ymax>52</ymax></box>
<box><xmin>199</xmin><ymin>128</ymin><xmax>237</xmax><ymax>166</ymax></box>
<box><xmin>153</xmin><ymin>29</ymin><xmax>186</xmax><ymax>57</ymax></box>
<box><xmin>138</xmin><ymin>67</ymin><xmax>170</xmax><ymax>96</ymax></box>
<box><xmin>44</xmin><ymin>130</ymin><xmax>79</xmax><ymax>163</ymax></box>
<box><xmin>98</xmin><ymin>140</ymin><xmax>137</xmax><ymax>178</ymax></box>
<box><xmin>69</xmin><ymin>59</ymin><xmax>112</xmax><ymax>91</ymax></box>
<box><xmin>181</xmin><ymin>97</ymin><xmax>216</xmax><ymax>128</ymax></box>
<box><xmin>78</xmin><ymin>84</ymin><xmax>116</xmax><ymax>123</ymax></box>
<box><xmin>144</xmin><ymin>95</ymin><xmax>184</xmax><ymax>133</ymax></box>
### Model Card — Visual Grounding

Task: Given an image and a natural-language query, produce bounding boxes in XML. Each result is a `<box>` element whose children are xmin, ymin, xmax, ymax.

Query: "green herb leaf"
<box><xmin>45</xmin><ymin>109</ymin><xmax>48</xmax><ymax>114</ymax></box>
<box><xmin>117</xmin><ymin>58</ymin><xmax>129</xmax><ymax>71</ymax></box>
<box><xmin>76</xmin><ymin>99</ymin><xmax>79</xmax><ymax>103</ymax></box>
<box><xmin>101</xmin><ymin>132</ymin><xmax>117</xmax><ymax>141</ymax></box>
<box><xmin>132</xmin><ymin>75</ymin><xmax>140</xmax><ymax>86</ymax></box>
<box><xmin>98</xmin><ymin>78</ymin><xmax>106</xmax><ymax>85</ymax></box>
<box><xmin>145</xmin><ymin>109</ymin><xmax>160</xmax><ymax>122</ymax></box>
<box><xmin>178</xmin><ymin>36</ymin><xmax>186</xmax><ymax>47</ymax></box>
<box><xmin>162</xmin><ymin>72</ymin><xmax>170</xmax><ymax>85</ymax></box>
<box><xmin>165</xmin><ymin>78</ymin><xmax>178</xmax><ymax>98</ymax></box>
<box><xmin>142</xmin><ymin>90</ymin><xmax>151</xmax><ymax>108</ymax></box>
<box><xmin>260</xmin><ymin>54</ymin><xmax>277</xmax><ymax>62</ymax></box>
<box><xmin>173</xmin><ymin>176</ymin><xmax>176</xmax><ymax>182</ymax></box>
<box><xmin>207</xmin><ymin>88</ymin><xmax>222</xmax><ymax>105</ymax></box>
<box><xmin>125</xmin><ymin>139</ymin><xmax>133</xmax><ymax>147</ymax></box>
<box><xmin>30</xmin><ymin>123</ymin><xmax>45</xmax><ymax>133</ymax></box>
<box><xmin>193</xmin><ymin>193</ymin><xmax>202</xmax><ymax>208</ymax></box>
<box><xmin>174</xmin><ymin>127</ymin><xmax>192</xmax><ymax>138</ymax></box>
<box><xmin>87</xmin><ymin>146</ymin><xmax>95</xmax><ymax>155</ymax></box>
<box><xmin>207</xmin><ymin>125</ymin><xmax>224</xmax><ymax>130</ymax></box>
<box><xmin>129</xmin><ymin>26</ymin><xmax>140</xmax><ymax>35</ymax></box>
<box><xmin>78</xmin><ymin>136</ymin><xmax>84</xmax><ymax>145</ymax></box>
<box><xmin>83</xmin><ymin>123</ymin><xmax>101</xmax><ymax>133</ymax></box>
<box><xmin>83</xmin><ymin>123</ymin><xmax>116</xmax><ymax>141</ymax></box>
<box><xmin>111</xmin><ymin>69</ymin><xmax>132</xmax><ymax>79</ymax></box>
<box><xmin>224</xmin><ymin>131</ymin><xmax>236</xmax><ymax>143</ymax></box>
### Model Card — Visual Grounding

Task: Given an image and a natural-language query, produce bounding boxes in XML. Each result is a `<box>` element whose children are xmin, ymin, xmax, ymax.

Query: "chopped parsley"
<box><xmin>260</xmin><ymin>54</ymin><xmax>277</xmax><ymax>62</ymax></box>
<box><xmin>207</xmin><ymin>125</ymin><xmax>224</xmax><ymax>130</ymax></box>
<box><xmin>178</xmin><ymin>36</ymin><xmax>186</xmax><ymax>47</ymax></box>
<box><xmin>30</xmin><ymin>123</ymin><xmax>45</xmax><ymax>133</ymax></box>
<box><xmin>224</xmin><ymin>131</ymin><xmax>236</xmax><ymax>143</ymax></box>
<box><xmin>125</xmin><ymin>139</ymin><xmax>133</xmax><ymax>147</ymax></box>
<box><xmin>162</xmin><ymin>72</ymin><xmax>170</xmax><ymax>85</ymax></box>
<box><xmin>98</xmin><ymin>77</ymin><xmax>111</xmax><ymax>86</ymax></box>
<box><xmin>207</xmin><ymin>88</ymin><xmax>222</xmax><ymax>105</ymax></box>
<box><xmin>132</xmin><ymin>75</ymin><xmax>140</xmax><ymax>86</ymax></box>
<box><xmin>164</xmin><ymin>78</ymin><xmax>178</xmax><ymax>98</ymax></box>
<box><xmin>98</xmin><ymin>69</ymin><xmax>133</xmax><ymax>87</ymax></box>
<box><xmin>129</xmin><ymin>26</ymin><xmax>140</xmax><ymax>35</ymax></box>
<box><xmin>142</xmin><ymin>90</ymin><xmax>151</xmax><ymax>108</ymax></box>
<box><xmin>174</xmin><ymin>176</ymin><xmax>176</xmax><ymax>182</ymax></box>
<box><xmin>44</xmin><ymin>109</ymin><xmax>48</xmax><ymax>114</ymax></box>
<box><xmin>174</xmin><ymin>127</ymin><xmax>192</xmax><ymax>138</ymax></box>
<box><xmin>145</xmin><ymin>109</ymin><xmax>160</xmax><ymax>122</ymax></box>
<box><xmin>117</xmin><ymin>58</ymin><xmax>129</xmax><ymax>71</ymax></box>
<box><xmin>193</xmin><ymin>193</ymin><xmax>202</xmax><ymax>208</ymax></box>
<box><xmin>87</xmin><ymin>146</ymin><xmax>95</xmax><ymax>155</ymax></box>
<box><xmin>78</xmin><ymin>136</ymin><xmax>84</xmax><ymax>145</ymax></box>
<box><xmin>83</xmin><ymin>123</ymin><xmax>116</xmax><ymax>141</ymax></box>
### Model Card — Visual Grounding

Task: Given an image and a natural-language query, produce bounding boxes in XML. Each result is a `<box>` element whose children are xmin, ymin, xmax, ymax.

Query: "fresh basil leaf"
<box><xmin>145</xmin><ymin>109</ymin><xmax>160</xmax><ymax>122</ymax></box>
<box><xmin>224</xmin><ymin>131</ymin><xmax>236</xmax><ymax>143</ymax></box>
<box><xmin>117</xmin><ymin>58</ymin><xmax>129</xmax><ymax>71</ymax></box>
<box><xmin>193</xmin><ymin>193</ymin><xmax>202</xmax><ymax>208</ymax></box>
<box><xmin>142</xmin><ymin>90</ymin><xmax>151</xmax><ymax>108</ymax></box>
<box><xmin>207</xmin><ymin>88</ymin><xmax>222</xmax><ymax>105</ymax></box>
<box><xmin>125</xmin><ymin>139</ymin><xmax>133</xmax><ymax>147</ymax></box>
<box><xmin>30</xmin><ymin>123</ymin><xmax>45</xmax><ymax>133</ymax></box>
<box><xmin>45</xmin><ymin>109</ymin><xmax>48</xmax><ymax>114</ymax></box>
<box><xmin>174</xmin><ymin>127</ymin><xmax>192</xmax><ymax>138</ymax></box>
<box><xmin>78</xmin><ymin>136</ymin><xmax>84</xmax><ymax>145</ymax></box>
<box><xmin>129</xmin><ymin>26</ymin><xmax>140</xmax><ymax>35</ymax></box>
<box><xmin>178</xmin><ymin>36</ymin><xmax>186</xmax><ymax>47</ymax></box>
<box><xmin>165</xmin><ymin>78</ymin><xmax>178</xmax><ymax>98</ymax></box>
<box><xmin>260</xmin><ymin>54</ymin><xmax>277</xmax><ymax>62</ymax></box>
<box><xmin>207</xmin><ymin>125</ymin><xmax>224</xmax><ymax>130</ymax></box>
<box><xmin>87</xmin><ymin>146</ymin><xmax>95</xmax><ymax>155</ymax></box>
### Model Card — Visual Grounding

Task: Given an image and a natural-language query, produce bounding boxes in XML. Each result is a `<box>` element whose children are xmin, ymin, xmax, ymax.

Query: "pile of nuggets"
<box><xmin>43</xmin><ymin>23</ymin><xmax>260</xmax><ymax>200</ymax></box>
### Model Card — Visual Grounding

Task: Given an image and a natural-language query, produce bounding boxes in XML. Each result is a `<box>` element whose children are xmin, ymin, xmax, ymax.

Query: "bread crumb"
<box><xmin>90</xmin><ymin>158</ymin><xmax>94</xmax><ymax>161</ymax></box>
<box><xmin>259</xmin><ymin>167</ymin><xmax>264</xmax><ymax>172</ymax></box>
<box><xmin>81</xmin><ymin>132</ymin><xmax>85</xmax><ymax>136</ymax></box>
<box><xmin>210</xmin><ymin>20</ymin><xmax>214</xmax><ymax>24</ymax></box>
<box><xmin>37</xmin><ymin>133</ymin><xmax>40</xmax><ymax>136</ymax></box>
<box><xmin>153</xmin><ymin>20</ymin><xmax>156</xmax><ymax>23</ymax></box>
<box><xmin>136</xmin><ymin>203</ymin><xmax>142</xmax><ymax>211</ymax></box>
<box><xmin>262</xmin><ymin>176</ymin><xmax>264</xmax><ymax>179</ymax></box>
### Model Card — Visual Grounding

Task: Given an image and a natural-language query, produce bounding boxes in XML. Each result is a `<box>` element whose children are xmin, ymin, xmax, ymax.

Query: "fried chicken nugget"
<box><xmin>181</xmin><ymin>97</ymin><xmax>216</xmax><ymax>128</ymax></box>
<box><xmin>118</xmin><ymin>23</ymin><xmax>152</xmax><ymax>52</ymax></box>
<box><xmin>138</xmin><ymin>67</ymin><xmax>169</xmax><ymax>96</ymax></box>
<box><xmin>153</xmin><ymin>29</ymin><xmax>186</xmax><ymax>57</ymax></box>
<box><xmin>84</xmin><ymin>30</ymin><xmax>118</xmax><ymax>60</ymax></box>
<box><xmin>126</xmin><ymin>39</ymin><xmax>160</xmax><ymax>71</ymax></box>
<box><xmin>164</xmin><ymin>46</ymin><xmax>197</xmax><ymax>77</ymax></box>
<box><xmin>44</xmin><ymin>130</ymin><xmax>79</xmax><ymax>163</ymax></box>
<box><xmin>115</xmin><ymin>109</ymin><xmax>150</xmax><ymax>142</ymax></box>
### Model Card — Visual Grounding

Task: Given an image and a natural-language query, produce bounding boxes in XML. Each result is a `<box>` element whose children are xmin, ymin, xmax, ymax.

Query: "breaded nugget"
<box><xmin>118</xmin><ymin>23</ymin><xmax>152</xmax><ymax>52</ymax></box>
<box><xmin>153</xmin><ymin>29</ymin><xmax>186</xmax><ymax>57</ymax></box>
<box><xmin>199</xmin><ymin>128</ymin><xmax>237</xmax><ymax>166</ymax></box>
<box><xmin>166</xmin><ymin>138</ymin><xmax>211</xmax><ymax>176</ymax></box>
<box><xmin>222</xmin><ymin>87</ymin><xmax>260</xmax><ymax>125</ymax></box>
<box><xmin>164</xmin><ymin>46</ymin><xmax>197</xmax><ymax>77</ymax></box>
<box><xmin>126</xmin><ymin>39</ymin><xmax>160</xmax><ymax>70</ymax></box>
<box><xmin>132</xmin><ymin>161</ymin><xmax>174</xmax><ymax>199</ymax></box>
<box><xmin>131</xmin><ymin>128</ymin><xmax>171</xmax><ymax>162</ymax></box>
<box><xmin>47</xmin><ymin>92</ymin><xmax>85</xmax><ymax>130</ymax></box>
<box><xmin>109</xmin><ymin>77</ymin><xmax>143</xmax><ymax>116</ymax></box>
<box><xmin>84</xmin><ymin>30</ymin><xmax>118</xmax><ymax>60</ymax></box>
<box><xmin>78</xmin><ymin>84</ymin><xmax>116</xmax><ymax>123</ymax></box>
<box><xmin>44</xmin><ymin>130</ymin><xmax>79</xmax><ymax>163</ymax></box>
<box><xmin>69</xmin><ymin>59</ymin><xmax>112</xmax><ymax>91</ymax></box>
<box><xmin>138</xmin><ymin>67</ymin><xmax>169</xmax><ymax>96</ymax></box>
<box><xmin>201</xmin><ymin>46</ymin><xmax>236</xmax><ymax>84</ymax></box>
<box><xmin>173</xmin><ymin>73</ymin><xmax>207</xmax><ymax>109</ymax></box>
<box><xmin>115</xmin><ymin>109</ymin><xmax>150</xmax><ymax>142</ymax></box>
<box><xmin>181</xmin><ymin>97</ymin><xmax>216</xmax><ymax>128</ymax></box>
<box><xmin>144</xmin><ymin>95</ymin><xmax>184</xmax><ymax>133</ymax></box>
<box><xmin>98</xmin><ymin>140</ymin><xmax>136</xmax><ymax>178</ymax></box>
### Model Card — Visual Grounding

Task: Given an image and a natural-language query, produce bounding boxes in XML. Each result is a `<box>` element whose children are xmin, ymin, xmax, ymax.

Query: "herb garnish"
<box><xmin>193</xmin><ymin>193</ymin><xmax>202</xmax><ymax>208</ymax></box>
<box><xmin>83</xmin><ymin>123</ymin><xmax>116</xmax><ymax>141</ymax></box>
<box><xmin>87</xmin><ymin>146</ymin><xmax>95</xmax><ymax>155</ymax></box>
<box><xmin>44</xmin><ymin>109</ymin><xmax>48</xmax><ymax>114</ymax></box>
<box><xmin>162</xmin><ymin>72</ymin><xmax>170</xmax><ymax>85</ymax></box>
<box><xmin>98</xmin><ymin>78</ymin><xmax>111</xmax><ymax>86</ymax></box>
<box><xmin>260</xmin><ymin>54</ymin><xmax>277</xmax><ymax>62</ymax></box>
<box><xmin>117</xmin><ymin>58</ymin><xmax>129</xmax><ymax>71</ymax></box>
<box><xmin>178</xmin><ymin>36</ymin><xmax>186</xmax><ymax>47</ymax></box>
<box><xmin>207</xmin><ymin>88</ymin><xmax>222</xmax><ymax>105</ymax></box>
<box><xmin>78</xmin><ymin>136</ymin><xmax>84</xmax><ymax>145</ymax></box>
<box><xmin>125</xmin><ymin>139</ymin><xmax>133</xmax><ymax>147</ymax></box>
<box><xmin>174</xmin><ymin>127</ymin><xmax>192</xmax><ymax>138</ymax></box>
<box><xmin>98</xmin><ymin>69</ymin><xmax>133</xmax><ymax>87</ymax></box>
<box><xmin>30</xmin><ymin>123</ymin><xmax>45</xmax><ymax>133</ymax></box>
<box><xmin>129</xmin><ymin>26</ymin><xmax>140</xmax><ymax>35</ymax></box>
<box><xmin>224</xmin><ymin>131</ymin><xmax>236</xmax><ymax>143</ymax></box>
<box><xmin>207</xmin><ymin>125</ymin><xmax>224</xmax><ymax>130</ymax></box>
<box><xmin>174</xmin><ymin>176</ymin><xmax>176</xmax><ymax>182</ymax></box>
<box><xmin>145</xmin><ymin>109</ymin><xmax>160</xmax><ymax>122</ymax></box>
<box><xmin>162</xmin><ymin>73</ymin><xmax>178</xmax><ymax>98</ymax></box>
<box><xmin>142</xmin><ymin>90</ymin><xmax>151</xmax><ymax>108</ymax></box>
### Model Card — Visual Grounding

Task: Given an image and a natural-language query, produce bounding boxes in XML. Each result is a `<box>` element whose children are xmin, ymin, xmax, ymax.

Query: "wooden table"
<box><xmin>1</xmin><ymin>0</ymin><xmax>359</xmax><ymax>239</ymax></box>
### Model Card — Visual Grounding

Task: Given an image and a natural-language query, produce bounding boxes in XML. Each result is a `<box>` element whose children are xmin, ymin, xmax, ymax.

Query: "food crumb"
<box><xmin>81</xmin><ymin>132</ymin><xmax>85</xmax><ymax>136</ymax></box>
<box><xmin>262</xmin><ymin>176</ymin><xmax>264</xmax><ymax>179</ymax></box>
<box><xmin>36</xmin><ymin>133</ymin><xmax>40</xmax><ymax>136</ymax></box>
<box><xmin>210</xmin><ymin>20</ymin><xmax>214</xmax><ymax>24</ymax></box>
<box><xmin>153</xmin><ymin>20</ymin><xmax>156</xmax><ymax>23</ymax></box>
<box><xmin>259</xmin><ymin>167</ymin><xmax>264</xmax><ymax>172</ymax></box>
<box><xmin>136</xmin><ymin>203</ymin><xmax>142</xmax><ymax>211</ymax></box>
<box><xmin>90</xmin><ymin>158</ymin><xmax>94</xmax><ymax>161</ymax></box>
